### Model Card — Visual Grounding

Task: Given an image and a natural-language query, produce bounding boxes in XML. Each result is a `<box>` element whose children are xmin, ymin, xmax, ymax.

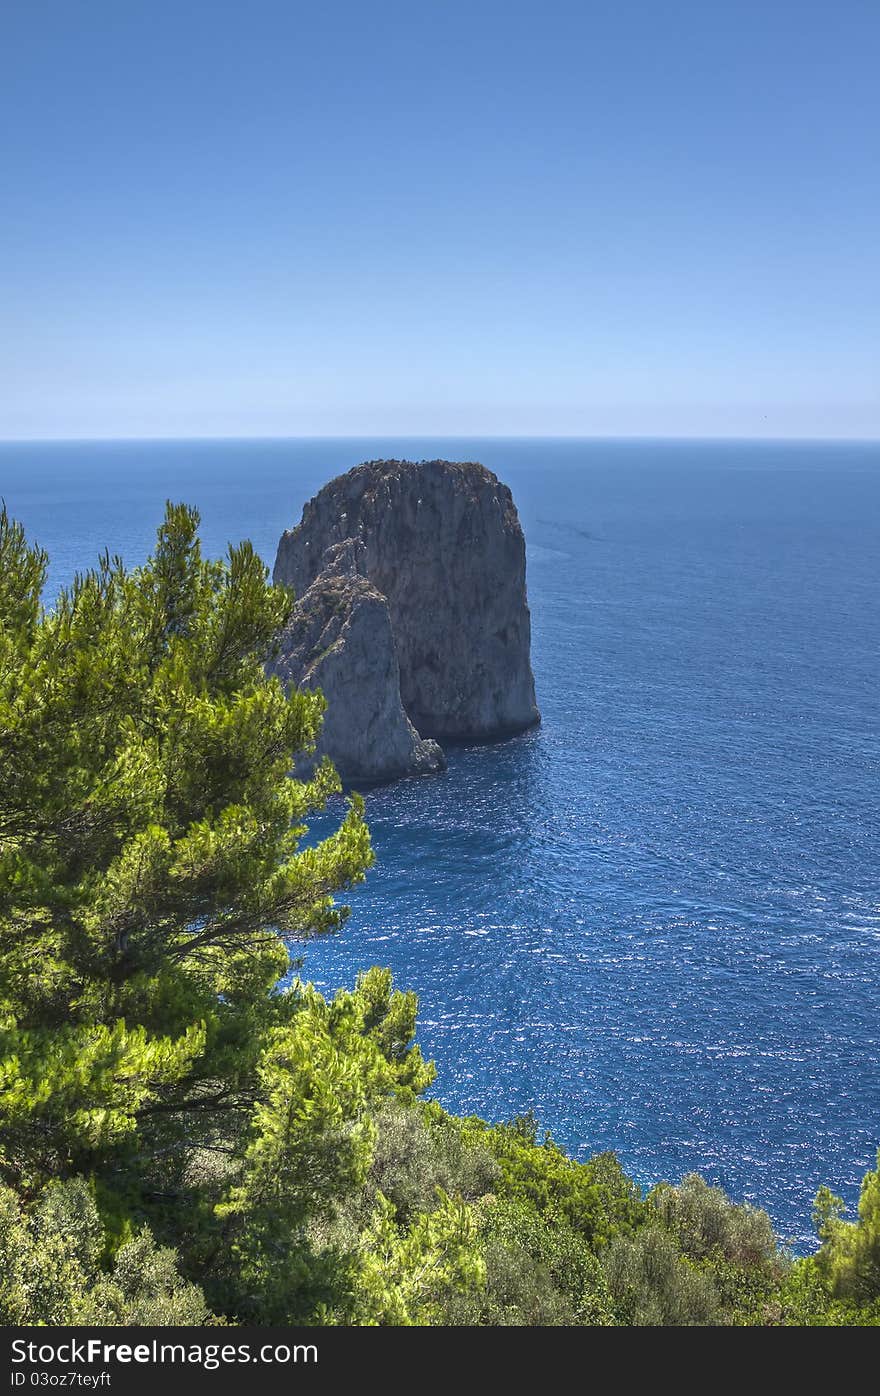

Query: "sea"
<box><xmin>2</xmin><ymin>435</ymin><xmax>878</xmax><ymax>1248</ymax></box>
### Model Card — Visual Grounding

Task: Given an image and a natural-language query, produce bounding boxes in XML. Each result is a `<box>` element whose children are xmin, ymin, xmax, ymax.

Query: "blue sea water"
<box><xmin>2</xmin><ymin>435</ymin><xmax>878</xmax><ymax>1247</ymax></box>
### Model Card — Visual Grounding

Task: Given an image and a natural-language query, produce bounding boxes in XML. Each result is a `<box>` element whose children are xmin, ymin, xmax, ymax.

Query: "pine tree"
<box><xmin>0</xmin><ymin>501</ymin><xmax>372</xmax><ymax>1193</ymax></box>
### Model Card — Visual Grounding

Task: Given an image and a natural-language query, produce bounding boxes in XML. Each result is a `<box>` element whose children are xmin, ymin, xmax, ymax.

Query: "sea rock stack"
<box><xmin>271</xmin><ymin>459</ymin><xmax>540</xmax><ymax>781</ymax></box>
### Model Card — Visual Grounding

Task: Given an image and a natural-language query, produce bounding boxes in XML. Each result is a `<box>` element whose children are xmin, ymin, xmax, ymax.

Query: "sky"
<box><xmin>1</xmin><ymin>0</ymin><xmax>878</xmax><ymax>440</ymax></box>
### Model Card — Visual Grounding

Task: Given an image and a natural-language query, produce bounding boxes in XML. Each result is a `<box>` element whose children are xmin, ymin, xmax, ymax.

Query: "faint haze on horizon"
<box><xmin>2</xmin><ymin>0</ymin><xmax>878</xmax><ymax>442</ymax></box>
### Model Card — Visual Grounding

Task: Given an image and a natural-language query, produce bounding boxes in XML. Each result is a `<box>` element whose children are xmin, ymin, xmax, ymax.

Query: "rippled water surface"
<box><xmin>3</xmin><ymin>435</ymin><xmax>878</xmax><ymax>1245</ymax></box>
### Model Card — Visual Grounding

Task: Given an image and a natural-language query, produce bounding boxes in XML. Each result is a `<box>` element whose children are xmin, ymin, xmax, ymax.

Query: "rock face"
<box><xmin>272</xmin><ymin>459</ymin><xmax>539</xmax><ymax>781</ymax></box>
<box><xmin>269</xmin><ymin>569</ymin><xmax>445</xmax><ymax>783</ymax></box>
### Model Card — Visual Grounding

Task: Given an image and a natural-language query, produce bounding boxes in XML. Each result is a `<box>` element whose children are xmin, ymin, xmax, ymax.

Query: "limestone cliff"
<box><xmin>272</xmin><ymin>459</ymin><xmax>539</xmax><ymax>781</ymax></box>
<box><xmin>268</xmin><ymin>568</ymin><xmax>444</xmax><ymax>783</ymax></box>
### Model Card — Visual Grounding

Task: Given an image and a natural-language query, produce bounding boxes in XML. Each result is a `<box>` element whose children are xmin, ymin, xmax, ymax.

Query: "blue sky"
<box><xmin>1</xmin><ymin>0</ymin><xmax>877</xmax><ymax>439</ymax></box>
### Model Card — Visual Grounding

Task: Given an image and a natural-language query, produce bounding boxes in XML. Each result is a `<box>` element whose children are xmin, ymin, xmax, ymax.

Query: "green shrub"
<box><xmin>602</xmin><ymin>1226</ymin><xmax>723</xmax><ymax>1326</ymax></box>
<box><xmin>444</xmin><ymin>1198</ymin><xmax>614</xmax><ymax>1326</ymax></box>
<box><xmin>649</xmin><ymin>1174</ymin><xmax>779</xmax><ymax>1271</ymax></box>
<box><xmin>467</xmin><ymin>1112</ymin><xmax>645</xmax><ymax>1248</ymax></box>
<box><xmin>0</xmin><ymin>1179</ymin><xmax>209</xmax><ymax>1325</ymax></box>
<box><xmin>368</xmin><ymin>1102</ymin><xmax>499</xmax><ymax>1225</ymax></box>
<box><xmin>810</xmin><ymin>1152</ymin><xmax>880</xmax><ymax>1302</ymax></box>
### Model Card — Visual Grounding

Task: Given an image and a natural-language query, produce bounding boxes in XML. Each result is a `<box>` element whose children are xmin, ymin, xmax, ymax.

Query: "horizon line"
<box><xmin>1</xmin><ymin>431</ymin><xmax>879</xmax><ymax>447</ymax></box>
